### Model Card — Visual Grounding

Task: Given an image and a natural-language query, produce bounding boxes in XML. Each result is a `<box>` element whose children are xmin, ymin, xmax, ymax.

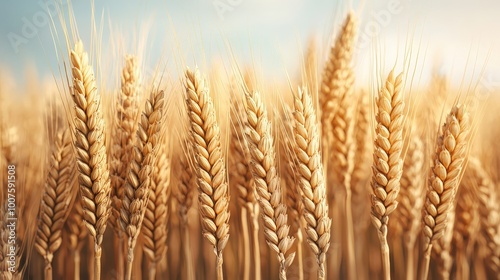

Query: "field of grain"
<box><xmin>1</xmin><ymin>2</ymin><xmax>500</xmax><ymax>280</ymax></box>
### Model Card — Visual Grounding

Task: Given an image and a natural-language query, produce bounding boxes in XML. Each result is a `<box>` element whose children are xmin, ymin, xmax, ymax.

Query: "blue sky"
<box><xmin>1</xmin><ymin>0</ymin><xmax>500</xmax><ymax>88</ymax></box>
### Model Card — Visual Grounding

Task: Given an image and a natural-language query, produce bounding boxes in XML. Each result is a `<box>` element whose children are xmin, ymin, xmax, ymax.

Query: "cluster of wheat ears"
<box><xmin>0</xmin><ymin>9</ymin><xmax>500</xmax><ymax>280</ymax></box>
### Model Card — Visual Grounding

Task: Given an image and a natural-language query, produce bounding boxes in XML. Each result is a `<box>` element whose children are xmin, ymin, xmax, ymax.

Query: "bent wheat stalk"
<box><xmin>69</xmin><ymin>40</ymin><xmax>111</xmax><ymax>280</ymax></box>
<box><xmin>370</xmin><ymin>70</ymin><xmax>405</xmax><ymax>280</ymax></box>
<box><xmin>184</xmin><ymin>69</ymin><xmax>230</xmax><ymax>280</ymax></box>
<box><xmin>292</xmin><ymin>87</ymin><xmax>331</xmax><ymax>280</ymax></box>
<box><xmin>420</xmin><ymin>105</ymin><xmax>470</xmax><ymax>280</ymax></box>
<box><xmin>35</xmin><ymin>128</ymin><xmax>76</xmax><ymax>280</ymax></box>
<box><xmin>244</xmin><ymin>89</ymin><xmax>295</xmax><ymax>280</ymax></box>
<box><xmin>119</xmin><ymin>90</ymin><xmax>165</xmax><ymax>280</ymax></box>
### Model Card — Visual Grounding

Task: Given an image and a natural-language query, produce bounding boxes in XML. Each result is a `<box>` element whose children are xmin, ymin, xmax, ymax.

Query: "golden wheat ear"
<box><xmin>420</xmin><ymin>105</ymin><xmax>471</xmax><ymax>279</ymax></box>
<box><xmin>243</xmin><ymin>88</ymin><xmax>295</xmax><ymax>280</ymax></box>
<box><xmin>184</xmin><ymin>68</ymin><xmax>230</xmax><ymax>280</ymax></box>
<box><xmin>35</xmin><ymin>128</ymin><xmax>76</xmax><ymax>280</ymax></box>
<box><xmin>118</xmin><ymin>89</ymin><xmax>165</xmax><ymax>280</ymax></box>
<box><xmin>69</xmin><ymin>40</ymin><xmax>111</xmax><ymax>280</ymax></box>
<box><xmin>370</xmin><ymin>70</ymin><xmax>405</xmax><ymax>280</ymax></box>
<box><xmin>291</xmin><ymin>86</ymin><xmax>331</xmax><ymax>280</ymax></box>
<box><xmin>109</xmin><ymin>55</ymin><xmax>141</xmax><ymax>280</ymax></box>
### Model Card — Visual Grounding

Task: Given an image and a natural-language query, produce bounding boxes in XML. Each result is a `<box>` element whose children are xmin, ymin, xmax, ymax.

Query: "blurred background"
<box><xmin>1</xmin><ymin>0</ymin><xmax>500</xmax><ymax>90</ymax></box>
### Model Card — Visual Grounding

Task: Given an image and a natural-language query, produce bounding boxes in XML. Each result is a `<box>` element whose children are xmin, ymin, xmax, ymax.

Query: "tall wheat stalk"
<box><xmin>292</xmin><ymin>87</ymin><xmax>331</xmax><ymax>280</ymax></box>
<box><xmin>184</xmin><ymin>69</ymin><xmax>231</xmax><ymax>280</ymax></box>
<box><xmin>244</xmin><ymin>89</ymin><xmax>296</xmax><ymax>280</ymax></box>
<box><xmin>420</xmin><ymin>105</ymin><xmax>470</xmax><ymax>279</ymax></box>
<box><xmin>69</xmin><ymin>40</ymin><xmax>111</xmax><ymax>280</ymax></box>
<box><xmin>119</xmin><ymin>90</ymin><xmax>165</xmax><ymax>280</ymax></box>
<box><xmin>370</xmin><ymin>70</ymin><xmax>405</xmax><ymax>280</ymax></box>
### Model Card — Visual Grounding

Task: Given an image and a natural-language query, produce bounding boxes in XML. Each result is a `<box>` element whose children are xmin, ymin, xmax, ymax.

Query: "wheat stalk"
<box><xmin>142</xmin><ymin>139</ymin><xmax>170</xmax><ymax>280</ymax></box>
<box><xmin>34</xmin><ymin>128</ymin><xmax>76</xmax><ymax>280</ymax></box>
<box><xmin>110</xmin><ymin>55</ymin><xmax>141</xmax><ymax>280</ymax></box>
<box><xmin>420</xmin><ymin>105</ymin><xmax>470</xmax><ymax>280</ymax></box>
<box><xmin>184</xmin><ymin>68</ymin><xmax>231</xmax><ymax>280</ymax></box>
<box><xmin>244</xmin><ymin>89</ymin><xmax>295</xmax><ymax>280</ymax></box>
<box><xmin>292</xmin><ymin>86</ymin><xmax>331</xmax><ymax>280</ymax></box>
<box><xmin>370</xmin><ymin>70</ymin><xmax>405</xmax><ymax>280</ymax></box>
<box><xmin>119</xmin><ymin>89</ymin><xmax>165</xmax><ymax>280</ymax></box>
<box><xmin>69</xmin><ymin>40</ymin><xmax>111</xmax><ymax>280</ymax></box>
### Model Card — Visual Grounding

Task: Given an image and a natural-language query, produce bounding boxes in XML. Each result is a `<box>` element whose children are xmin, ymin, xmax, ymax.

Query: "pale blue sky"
<box><xmin>1</xmin><ymin>0</ymin><xmax>500</xmax><ymax>87</ymax></box>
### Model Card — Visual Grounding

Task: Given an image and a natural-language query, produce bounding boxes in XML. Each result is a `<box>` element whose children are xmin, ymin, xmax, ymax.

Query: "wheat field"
<box><xmin>1</xmin><ymin>3</ymin><xmax>500</xmax><ymax>280</ymax></box>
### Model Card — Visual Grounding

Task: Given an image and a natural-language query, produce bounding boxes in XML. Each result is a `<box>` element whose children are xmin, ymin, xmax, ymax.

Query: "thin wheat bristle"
<box><xmin>184</xmin><ymin>68</ymin><xmax>230</xmax><ymax>280</ymax></box>
<box><xmin>244</xmin><ymin>88</ymin><xmax>296</xmax><ymax>280</ymax></box>
<box><xmin>292</xmin><ymin>86</ymin><xmax>331</xmax><ymax>279</ymax></box>
<box><xmin>34</xmin><ymin>128</ymin><xmax>76</xmax><ymax>280</ymax></box>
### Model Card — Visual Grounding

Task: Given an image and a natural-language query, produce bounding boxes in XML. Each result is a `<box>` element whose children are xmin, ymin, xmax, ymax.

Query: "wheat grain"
<box><xmin>184</xmin><ymin>68</ymin><xmax>231</xmax><ymax>280</ymax></box>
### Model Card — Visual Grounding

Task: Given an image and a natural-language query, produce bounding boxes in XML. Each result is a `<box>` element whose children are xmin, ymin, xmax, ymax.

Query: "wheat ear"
<box><xmin>280</xmin><ymin>105</ymin><xmax>304</xmax><ymax>280</ymax></box>
<box><xmin>370</xmin><ymin>70</ymin><xmax>405</xmax><ymax>280</ymax></box>
<box><xmin>319</xmin><ymin>11</ymin><xmax>356</xmax><ymax>132</ymax></box>
<box><xmin>110</xmin><ymin>55</ymin><xmax>141</xmax><ymax>280</ymax></box>
<box><xmin>467</xmin><ymin>158</ymin><xmax>500</xmax><ymax>276</ymax></box>
<box><xmin>452</xmin><ymin>178</ymin><xmax>479</xmax><ymax>280</ymax></box>
<box><xmin>175</xmin><ymin>141</ymin><xmax>196</xmax><ymax>280</ymax></box>
<box><xmin>35</xmin><ymin>128</ymin><xmax>76</xmax><ymax>280</ymax></box>
<box><xmin>292</xmin><ymin>87</ymin><xmax>331</xmax><ymax>280</ymax></box>
<box><xmin>229</xmin><ymin>98</ymin><xmax>256</xmax><ymax>280</ymax></box>
<box><xmin>69</xmin><ymin>40</ymin><xmax>111</xmax><ymax>280</ymax></box>
<box><xmin>420</xmin><ymin>105</ymin><xmax>470</xmax><ymax>280</ymax></box>
<box><xmin>63</xmin><ymin>196</ymin><xmax>87</xmax><ymax>280</ymax></box>
<box><xmin>119</xmin><ymin>90</ymin><xmax>165</xmax><ymax>280</ymax></box>
<box><xmin>244</xmin><ymin>89</ymin><xmax>295</xmax><ymax>280</ymax></box>
<box><xmin>397</xmin><ymin>135</ymin><xmax>425</xmax><ymax>280</ymax></box>
<box><xmin>184</xmin><ymin>68</ymin><xmax>231</xmax><ymax>280</ymax></box>
<box><xmin>142</xmin><ymin>140</ymin><xmax>170</xmax><ymax>280</ymax></box>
